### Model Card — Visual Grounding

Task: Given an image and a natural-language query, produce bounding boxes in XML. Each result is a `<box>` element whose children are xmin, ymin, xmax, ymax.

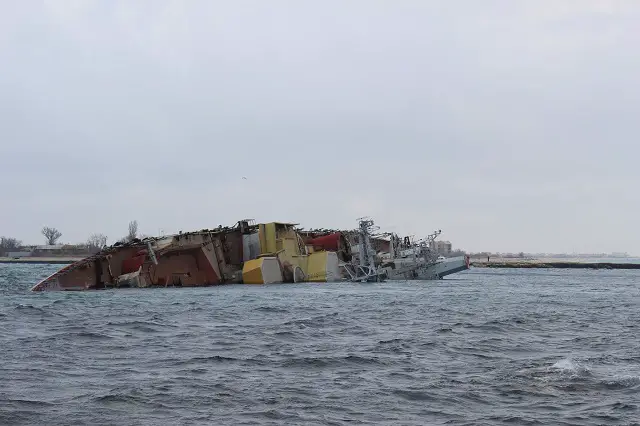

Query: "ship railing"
<box><xmin>341</xmin><ymin>262</ymin><xmax>385</xmax><ymax>282</ymax></box>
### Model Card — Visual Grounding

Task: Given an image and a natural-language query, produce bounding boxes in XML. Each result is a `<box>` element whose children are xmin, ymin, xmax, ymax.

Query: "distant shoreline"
<box><xmin>3</xmin><ymin>256</ymin><xmax>640</xmax><ymax>270</ymax></box>
<box><xmin>0</xmin><ymin>257</ymin><xmax>82</xmax><ymax>265</ymax></box>
<box><xmin>471</xmin><ymin>260</ymin><xmax>640</xmax><ymax>269</ymax></box>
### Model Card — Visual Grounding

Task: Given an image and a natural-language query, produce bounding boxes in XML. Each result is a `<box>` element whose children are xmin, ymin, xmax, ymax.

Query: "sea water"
<box><xmin>1</xmin><ymin>264</ymin><xmax>638</xmax><ymax>425</ymax></box>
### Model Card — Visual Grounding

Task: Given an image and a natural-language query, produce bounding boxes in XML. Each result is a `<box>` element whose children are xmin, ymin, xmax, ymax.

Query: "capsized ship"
<box><xmin>32</xmin><ymin>220</ymin><xmax>345</xmax><ymax>291</ymax></box>
<box><xmin>31</xmin><ymin>218</ymin><xmax>470</xmax><ymax>291</ymax></box>
<box><xmin>339</xmin><ymin>219</ymin><xmax>470</xmax><ymax>281</ymax></box>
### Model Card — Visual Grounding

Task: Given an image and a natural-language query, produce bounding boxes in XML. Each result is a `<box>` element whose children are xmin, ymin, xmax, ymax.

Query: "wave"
<box><xmin>551</xmin><ymin>358</ymin><xmax>592</xmax><ymax>376</ymax></box>
<box><xmin>2</xmin><ymin>265</ymin><xmax>640</xmax><ymax>425</ymax></box>
<box><xmin>254</xmin><ymin>306</ymin><xmax>290</xmax><ymax>313</ymax></box>
<box><xmin>281</xmin><ymin>354</ymin><xmax>384</xmax><ymax>368</ymax></box>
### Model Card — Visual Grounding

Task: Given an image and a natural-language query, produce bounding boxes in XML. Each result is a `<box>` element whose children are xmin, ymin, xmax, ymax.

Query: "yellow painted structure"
<box><xmin>244</xmin><ymin>222</ymin><xmax>341</xmax><ymax>284</ymax></box>
<box><xmin>306</xmin><ymin>251</ymin><xmax>340</xmax><ymax>282</ymax></box>
<box><xmin>258</xmin><ymin>222</ymin><xmax>307</xmax><ymax>267</ymax></box>
<box><xmin>242</xmin><ymin>257</ymin><xmax>283</xmax><ymax>284</ymax></box>
<box><xmin>242</xmin><ymin>259</ymin><xmax>264</xmax><ymax>284</ymax></box>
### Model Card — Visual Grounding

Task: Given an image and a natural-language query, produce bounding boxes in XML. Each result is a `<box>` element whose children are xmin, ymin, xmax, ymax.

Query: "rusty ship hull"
<box><xmin>31</xmin><ymin>219</ymin><xmax>470</xmax><ymax>292</ymax></box>
<box><xmin>31</xmin><ymin>224</ymin><xmax>250</xmax><ymax>292</ymax></box>
<box><xmin>31</xmin><ymin>221</ymin><xmax>351</xmax><ymax>291</ymax></box>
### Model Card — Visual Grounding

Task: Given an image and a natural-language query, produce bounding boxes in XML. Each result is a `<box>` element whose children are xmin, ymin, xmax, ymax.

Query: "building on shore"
<box><xmin>5</xmin><ymin>251</ymin><xmax>32</xmax><ymax>259</ymax></box>
<box><xmin>430</xmin><ymin>240</ymin><xmax>452</xmax><ymax>256</ymax></box>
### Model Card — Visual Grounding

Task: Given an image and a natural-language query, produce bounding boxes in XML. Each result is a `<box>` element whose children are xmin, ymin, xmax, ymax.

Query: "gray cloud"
<box><xmin>1</xmin><ymin>0</ymin><xmax>638</xmax><ymax>253</ymax></box>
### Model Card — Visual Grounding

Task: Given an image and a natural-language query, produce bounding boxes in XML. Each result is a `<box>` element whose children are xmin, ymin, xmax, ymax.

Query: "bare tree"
<box><xmin>86</xmin><ymin>233</ymin><xmax>108</xmax><ymax>252</ymax></box>
<box><xmin>42</xmin><ymin>227</ymin><xmax>62</xmax><ymax>245</ymax></box>
<box><xmin>0</xmin><ymin>237</ymin><xmax>22</xmax><ymax>249</ymax></box>
<box><xmin>127</xmin><ymin>220</ymin><xmax>138</xmax><ymax>242</ymax></box>
<box><xmin>0</xmin><ymin>237</ymin><xmax>22</xmax><ymax>255</ymax></box>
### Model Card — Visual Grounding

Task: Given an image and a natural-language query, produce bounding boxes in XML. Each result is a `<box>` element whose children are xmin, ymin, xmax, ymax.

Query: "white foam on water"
<box><xmin>551</xmin><ymin>359</ymin><xmax>640</xmax><ymax>389</ymax></box>
<box><xmin>551</xmin><ymin>358</ymin><xmax>591</xmax><ymax>375</ymax></box>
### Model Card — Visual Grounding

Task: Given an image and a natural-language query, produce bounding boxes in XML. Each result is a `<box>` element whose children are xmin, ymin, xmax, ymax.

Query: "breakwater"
<box><xmin>472</xmin><ymin>260</ymin><xmax>640</xmax><ymax>269</ymax></box>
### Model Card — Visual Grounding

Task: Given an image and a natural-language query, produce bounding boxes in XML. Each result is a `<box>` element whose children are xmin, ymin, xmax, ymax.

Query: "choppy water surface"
<box><xmin>1</xmin><ymin>264</ymin><xmax>639</xmax><ymax>425</ymax></box>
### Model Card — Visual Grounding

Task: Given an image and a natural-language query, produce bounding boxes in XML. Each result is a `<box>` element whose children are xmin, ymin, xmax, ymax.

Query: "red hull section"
<box><xmin>30</xmin><ymin>225</ymin><xmax>255</xmax><ymax>291</ymax></box>
<box><xmin>306</xmin><ymin>232</ymin><xmax>352</xmax><ymax>262</ymax></box>
<box><xmin>307</xmin><ymin>233</ymin><xmax>342</xmax><ymax>251</ymax></box>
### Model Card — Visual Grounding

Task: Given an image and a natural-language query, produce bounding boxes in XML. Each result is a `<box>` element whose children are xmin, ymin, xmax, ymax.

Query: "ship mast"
<box><xmin>341</xmin><ymin>217</ymin><xmax>386</xmax><ymax>282</ymax></box>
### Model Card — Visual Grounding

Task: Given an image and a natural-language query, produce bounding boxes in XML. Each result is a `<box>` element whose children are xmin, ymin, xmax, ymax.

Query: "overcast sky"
<box><xmin>1</xmin><ymin>1</ymin><xmax>639</xmax><ymax>254</ymax></box>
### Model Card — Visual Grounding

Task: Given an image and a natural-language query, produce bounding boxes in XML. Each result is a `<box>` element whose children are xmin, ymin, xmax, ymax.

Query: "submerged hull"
<box><xmin>421</xmin><ymin>256</ymin><xmax>470</xmax><ymax>279</ymax></box>
<box><xmin>383</xmin><ymin>255</ymin><xmax>470</xmax><ymax>280</ymax></box>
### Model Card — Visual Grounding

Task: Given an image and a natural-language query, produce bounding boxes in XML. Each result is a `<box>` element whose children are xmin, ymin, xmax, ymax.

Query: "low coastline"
<box><xmin>471</xmin><ymin>258</ymin><xmax>640</xmax><ymax>269</ymax></box>
<box><xmin>0</xmin><ymin>257</ymin><xmax>82</xmax><ymax>265</ymax></box>
<box><xmin>3</xmin><ymin>257</ymin><xmax>640</xmax><ymax>270</ymax></box>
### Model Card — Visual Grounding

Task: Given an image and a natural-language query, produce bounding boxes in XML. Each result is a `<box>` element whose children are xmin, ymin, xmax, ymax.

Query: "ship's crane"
<box><xmin>341</xmin><ymin>218</ymin><xmax>387</xmax><ymax>282</ymax></box>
